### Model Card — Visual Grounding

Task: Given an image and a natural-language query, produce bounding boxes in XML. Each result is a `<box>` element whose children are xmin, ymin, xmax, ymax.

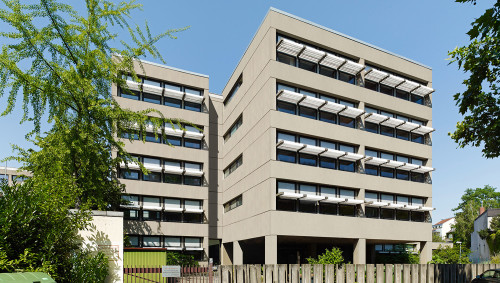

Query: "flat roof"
<box><xmin>269</xmin><ymin>7</ymin><xmax>432</xmax><ymax>70</ymax></box>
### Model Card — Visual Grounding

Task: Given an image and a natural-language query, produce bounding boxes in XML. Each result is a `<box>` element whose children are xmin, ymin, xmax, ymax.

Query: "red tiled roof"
<box><xmin>434</xmin><ymin>217</ymin><xmax>453</xmax><ymax>225</ymax></box>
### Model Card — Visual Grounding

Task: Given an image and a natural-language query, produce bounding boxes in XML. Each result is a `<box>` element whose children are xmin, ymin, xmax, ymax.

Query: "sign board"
<box><xmin>162</xmin><ymin>265</ymin><xmax>181</xmax><ymax>278</ymax></box>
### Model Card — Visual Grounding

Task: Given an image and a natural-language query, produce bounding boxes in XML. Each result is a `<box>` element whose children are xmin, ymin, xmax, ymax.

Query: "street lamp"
<box><xmin>456</xmin><ymin>241</ymin><xmax>463</xmax><ymax>261</ymax></box>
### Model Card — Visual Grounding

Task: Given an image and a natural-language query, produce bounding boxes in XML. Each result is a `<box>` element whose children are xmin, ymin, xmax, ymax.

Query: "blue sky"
<box><xmin>0</xmin><ymin>0</ymin><xmax>499</xmax><ymax>222</ymax></box>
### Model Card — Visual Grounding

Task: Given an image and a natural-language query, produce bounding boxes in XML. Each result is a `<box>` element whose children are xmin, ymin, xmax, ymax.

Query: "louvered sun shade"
<box><xmin>299</xmin><ymin>145</ymin><xmax>326</xmax><ymax>155</ymax></box>
<box><xmin>319</xmin><ymin>53</ymin><xmax>346</xmax><ymax>69</ymax></box>
<box><xmin>320</xmin><ymin>149</ymin><xmax>347</xmax><ymax>159</ymax></box>
<box><xmin>364</xmin><ymin>156</ymin><xmax>389</xmax><ymax>166</ymax></box>
<box><xmin>396</xmin><ymin>121</ymin><xmax>421</xmax><ymax>132</ymax></box>
<box><xmin>276</xmin><ymin>140</ymin><xmax>304</xmax><ymax>152</ymax></box>
<box><xmin>339</xmin><ymin>152</ymin><xmax>364</xmax><ymax>161</ymax></box>
<box><xmin>412</xmin><ymin>125</ymin><xmax>435</xmax><ymax>135</ymax></box>
<box><xmin>364</xmin><ymin>69</ymin><xmax>389</xmax><ymax>82</ymax></box>
<box><xmin>396</xmin><ymin>80</ymin><xmax>420</xmax><ymax>93</ymax></box>
<box><xmin>164</xmin><ymin>88</ymin><xmax>184</xmax><ymax>100</ymax></box>
<box><xmin>142</xmin><ymin>83</ymin><xmax>163</xmax><ymax>95</ymax></box>
<box><xmin>319</xmin><ymin>101</ymin><xmax>346</xmax><ymax>114</ymax></box>
<box><xmin>412</xmin><ymin>85</ymin><xmax>434</xmax><ymax>96</ymax></box>
<box><xmin>380</xmin><ymin>117</ymin><xmax>405</xmax><ymax>128</ymax></box>
<box><xmin>298</xmin><ymin>46</ymin><xmax>325</xmax><ymax>63</ymax></box>
<box><xmin>276</xmin><ymin>89</ymin><xmax>304</xmax><ymax>104</ymax></box>
<box><xmin>184</xmin><ymin>92</ymin><xmax>204</xmax><ymax>103</ymax></box>
<box><xmin>380</xmin><ymin>75</ymin><xmax>405</xmax><ymax>88</ymax></box>
<box><xmin>339</xmin><ymin>60</ymin><xmax>364</xmax><ymax>75</ymax></box>
<box><xmin>299</xmin><ymin>96</ymin><xmax>326</xmax><ymax>109</ymax></box>
<box><xmin>365</xmin><ymin>113</ymin><xmax>389</xmax><ymax>124</ymax></box>
<box><xmin>339</xmin><ymin>107</ymin><xmax>364</xmax><ymax>118</ymax></box>
<box><xmin>126</xmin><ymin>80</ymin><xmax>141</xmax><ymax>91</ymax></box>
<box><xmin>276</xmin><ymin>38</ymin><xmax>304</xmax><ymax>57</ymax></box>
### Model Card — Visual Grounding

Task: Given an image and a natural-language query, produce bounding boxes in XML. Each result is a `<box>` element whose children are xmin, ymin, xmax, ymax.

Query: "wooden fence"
<box><xmin>124</xmin><ymin>265</ymin><xmax>214</xmax><ymax>282</ymax></box>
<box><xmin>216</xmin><ymin>264</ymin><xmax>500</xmax><ymax>283</ymax></box>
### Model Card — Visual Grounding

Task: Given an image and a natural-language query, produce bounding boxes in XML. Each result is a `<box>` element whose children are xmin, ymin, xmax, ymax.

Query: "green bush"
<box><xmin>429</xmin><ymin>245</ymin><xmax>470</xmax><ymax>264</ymax></box>
<box><xmin>166</xmin><ymin>252</ymin><xmax>199</xmax><ymax>266</ymax></box>
<box><xmin>375</xmin><ymin>252</ymin><xmax>420</xmax><ymax>264</ymax></box>
<box><xmin>306</xmin><ymin>247</ymin><xmax>344</xmax><ymax>265</ymax></box>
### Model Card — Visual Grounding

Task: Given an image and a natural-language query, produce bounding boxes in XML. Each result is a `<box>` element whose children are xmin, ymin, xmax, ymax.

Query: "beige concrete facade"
<box><xmin>115</xmin><ymin>8</ymin><xmax>434</xmax><ymax>265</ymax></box>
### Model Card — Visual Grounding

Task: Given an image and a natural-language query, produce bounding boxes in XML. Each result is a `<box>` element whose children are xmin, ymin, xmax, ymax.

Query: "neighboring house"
<box><xmin>115</xmin><ymin>7</ymin><xmax>436</xmax><ymax>265</ymax></box>
<box><xmin>470</xmin><ymin>208</ymin><xmax>500</xmax><ymax>263</ymax></box>
<box><xmin>432</xmin><ymin>217</ymin><xmax>455</xmax><ymax>241</ymax></box>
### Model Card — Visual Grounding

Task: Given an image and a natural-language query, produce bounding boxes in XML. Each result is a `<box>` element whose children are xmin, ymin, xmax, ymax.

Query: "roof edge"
<box><xmin>269</xmin><ymin>7</ymin><xmax>432</xmax><ymax>70</ymax></box>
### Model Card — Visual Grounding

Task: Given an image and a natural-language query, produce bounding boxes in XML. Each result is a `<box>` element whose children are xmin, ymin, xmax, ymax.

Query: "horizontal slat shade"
<box><xmin>144</xmin><ymin>164</ymin><xmax>162</xmax><ymax>173</ymax></box>
<box><xmin>365</xmin><ymin>201</ymin><xmax>390</xmax><ymax>207</ymax></box>
<box><xmin>340</xmin><ymin>107</ymin><xmax>364</xmax><ymax>118</ymax></box>
<box><xmin>126</xmin><ymin>80</ymin><xmax>141</xmax><ymax>91</ymax></box>
<box><xmin>412</xmin><ymin>125</ymin><xmax>435</xmax><ymax>135</ymax></box>
<box><xmin>364</xmin><ymin>69</ymin><xmax>389</xmax><ymax>82</ymax></box>
<box><xmin>339</xmin><ymin>60</ymin><xmax>364</xmax><ymax>75</ymax></box>
<box><xmin>276</xmin><ymin>89</ymin><xmax>304</xmax><ymax>104</ymax></box>
<box><xmin>319</xmin><ymin>101</ymin><xmax>346</xmax><ymax>114</ymax></box>
<box><xmin>339</xmin><ymin>152</ymin><xmax>364</xmax><ymax>161</ymax></box>
<box><xmin>388</xmin><ymin>203</ymin><xmax>405</xmax><ymax>209</ymax></box>
<box><xmin>142</xmin><ymin>84</ymin><xmax>163</xmax><ymax>95</ymax></box>
<box><xmin>301</xmin><ymin>194</ymin><xmax>326</xmax><ymax>202</ymax></box>
<box><xmin>276</xmin><ymin>38</ymin><xmax>304</xmax><ymax>57</ymax></box>
<box><xmin>184</xmin><ymin>131</ymin><xmax>204</xmax><ymax>140</ymax></box>
<box><xmin>119</xmin><ymin>162</ymin><xmax>140</xmax><ymax>170</ymax></box>
<box><xmin>365</xmin><ymin>113</ymin><xmax>389</xmax><ymax>124</ymax></box>
<box><xmin>299</xmin><ymin>145</ymin><xmax>326</xmax><ymax>155</ymax></box>
<box><xmin>397</xmin><ymin>121</ymin><xmax>420</xmax><ymax>131</ymax></box>
<box><xmin>412</xmin><ymin>166</ymin><xmax>434</xmax><ymax>173</ymax></box>
<box><xmin>380</xmin><ymin>117</ymin><xmax>405</xmax><ymax>128</ymax></box>
<box><xmin>298</xmin><ymin>46</ymin><xmax>325</xmax><ymax>63</ymax></box>
<box><xmin>397</xmin><ymin>163</ymin><xmax>420</xmax><ymax>171</ymax></box>
<box><xmin>164</xmin><ymin>165</ymin><xmax>183</xmax><ymax>174</ymax></box>
<box><xmin>381</xmin><ymin>75</ymin><xmax>405</xmax><ymax>87</ymax></box>
<box><xmin>320</xmin><ymin>149</ymin><xmax>347</xmax><ymax>159</ymax></box>
<box><xmin>401</xmin><ymin>205</ymin><xmax>420</xmax><ymax>211</ymax></box>
<box><xmin>277</xmin><ymin>140</ymin><xmax>304</xmax><ymax>152</ymax></box>
<box><xmin>344</xmin><ymin>199</ymin><xmax>364</xmax><ymax>205</ymax></box>
<box><xmin>319</xmin><ymin>53</ymin><xmax>346</xmax><ymax>69</ymax></box>
<box><xmin>184</xmin><ymin>93</ymin><xmax>204</xmax><ymax>103</ymax></box>
<box><xmin>396</xmin><ymin>80</ymin><xmax>420</xmax><ymax>92</ymax></box>
<box><xmin>321</xmin><ymin>197</ymin><xmax>346</xmax><ymax>203</ymax></box>
<box><xmin>299</xmin><ymin>96</ymin><xmax>325</xmax><ymax>109</ymax></box>
<box><xmin>419</xmin><ymin>207</ymin><xmax>435</xmax><ymax>211</ymax></box>
<box><xmin>165</xmin><ymin>127</ymin><xmax>184</xmax><ymax>137</ymax></box>
<box><xmin>412</xmin><ymin>85</ymin><xmax>434</xmax><ymax>96</ymax></box>
<box><xmin>277</xmin><ymin>192</ymin><xmax>304</xmax><ymax>200</ymax></box>
<box><xmin>184</xmin><ymin>168</ymin><xmax>204</xmax><ymax>176</ymax></box>
<box><xmin>381</xmin><ymin>160</ymin><xmax>405</xmax><ymax>168</ymax></box>
<box><xmin>364</xmin><ymin>157</ymin><xmax>389</xmax><ymax>166</ymax></box>
<box><xmin>164</xmin><ymin>88</ymin><xmax>184</xmax><ymax>100</ymax></box>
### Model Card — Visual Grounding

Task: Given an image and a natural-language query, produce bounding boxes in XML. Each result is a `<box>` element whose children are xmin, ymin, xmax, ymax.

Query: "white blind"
<box><xmin>164</xmin><ymin>237</ymin><xmax>181</xmax><ymax>247</ymax></box>
<box><xmin>143</xmin><ymin>197</ymin><xmax>160</xmax><ymax>208</ymax></box>
<box><xmin>184</xmin><ymin>237</ymin><xmax>201</xmax><ymax>248</ymax></box>
<box><xmin>185</xmin><ymin>200</ymin><xmax>201</xmax><ymax>210</ymax></box>
<box><xmin>143</xmin><ymin>236</ymin><xmax>161</xmax><ymax>247</ymax></box>
<box><xmin>164</xmin><ymin>198</ymin><xmax>181</xmax><ymax>209</ymax></box>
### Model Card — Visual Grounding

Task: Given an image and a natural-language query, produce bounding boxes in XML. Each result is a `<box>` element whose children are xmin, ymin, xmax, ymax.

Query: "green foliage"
<box><xmin>166</xmin><ymin>252</ymin><xmax>199</xmax><ymax>267</ymax></box>
<box><xmin>306</xmin><ymin>247</ymin><xmax>344</xmax><ymax>265</ymax></box>
<box><xmin>433</xmin><ymin>233</ymin><xmax>445</xmax><ymax>242</ymax></box>
<box><xmin>479</xmin><ymin>229</ymin><xmax>491</xmax><ymax>240</ymax></box>
<box><xmin>67</xmin><ymin>250</ymin><xmax>109</xmax><ymax>283</ymax></box>
<box><xmin>375</xmin><ymin>252</ymin><xmax>419</xmax><ymax>264</ymax></box>
<box><xmin>452</xmin><ymin>185</ymin><xmax>500</xmax><ymax>247</ymax></box>
<box><xmin>0</xmin><ymin>180</ymin><xmax>107</xmax><ymax>282</ymax></box>
<box><xmin>429</xmin><ymin>245</ymin><xmax>471</xmax><ymax>264</ymax></box>
<box><xmin>490</xmin><ymin>253</ymin><xmax>500</xmax><ymax>264</ymax></box>
<box><xmin>491</xmin><ymin>215</ymin><xmax>500</xmax><ymax>232</ymax></box>
<box><xmin>448</xmin><ymin>0</ymin><xmax>500</xmax><ymax>158</ymax></box>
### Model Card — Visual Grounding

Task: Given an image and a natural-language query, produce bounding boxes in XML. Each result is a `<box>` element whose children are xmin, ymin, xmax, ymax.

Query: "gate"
<box><xmin>123</xmin><ymin>265</ymin><xmax>215</xmax><ymax>283</ymax></box>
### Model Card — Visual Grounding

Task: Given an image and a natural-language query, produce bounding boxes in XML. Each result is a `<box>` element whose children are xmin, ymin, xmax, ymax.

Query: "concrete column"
<box><xmin>233</xmin><ymin>241</ymin><xmax>243</xmax><ymax>265</ymax></box>
<box><xmin>265</xmin><ymin>235</ymin><xmax>277</xmax><ymax>264</ymax></box>
<box><xmin>221</xmin><ymin>242</ymin><xmax>232</xmax><ymax>265</ymax></box>
<box><xmin>353</xmin><ymin>238</ymin><xmax>366</xmax><ymax>264</ymax></box>
<box><xmin>420</xmin><ymin>241</ymin><xmax>432</xmax><ymax>264</ymax></box>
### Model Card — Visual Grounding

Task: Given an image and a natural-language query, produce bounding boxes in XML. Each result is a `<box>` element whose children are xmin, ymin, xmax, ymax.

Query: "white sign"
<box><xmin>162</xmin><ymin>265</ymin><xmax>181</xmax><ymax>278</ymax></box>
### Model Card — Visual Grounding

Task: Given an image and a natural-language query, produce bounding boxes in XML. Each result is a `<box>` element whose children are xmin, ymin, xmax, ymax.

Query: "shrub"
<box><xmin>306</xmin><ymin>247</ymin><xmax>344</xmax><ymax>265</ymax></box>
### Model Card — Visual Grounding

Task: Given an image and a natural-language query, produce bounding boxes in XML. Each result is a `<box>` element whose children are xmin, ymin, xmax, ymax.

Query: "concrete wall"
<box><xmin>471</xmin><ymin>213</ymin><xmax>491</xmax><ymax>263</ymax></box>
<box><xmin>78</xmin><ymin>211</ymin><xmax>124</xmax><ymax>283</ymax></box>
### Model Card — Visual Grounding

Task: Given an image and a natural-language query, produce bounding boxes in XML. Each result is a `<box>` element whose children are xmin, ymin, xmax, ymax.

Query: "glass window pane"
<box><xmin>164</xmin><ymin>198</ymin><xmax>181</xmax><ymax>208</ymax></box>
<box><xmin>277</xmin><ymin>132</ymin><xmax>296</xmax><ymax>142</ymax></box>
<box><xmin>185</xmin><ymin>88</ymin><xmax>201</xmax><ymax>96</ymax></box>
<box><xmin>166</xmin><ymin>136</ymin><xmax>181</xmax><ymax>146</ymax></box>
<box><xmin>396</xmin><ymin>115</ymin><xmax>409</xmax><ymax>121</ymax></box>
<box><xmin>397</xmin><ymin>196</ymin><xmax>409</xmax><ymax>205</ymax></box>
<box><xmin>380</xmin><ymin>167</ymin><xmax>394</xmax><ymax>178</ymax></box>
<box><xmin>164</xmin><ymin>212</ymin><xmax>182</xmax><ymax>222</ymax></box>
<box><xmin>277</xmin><ymin>84</ymin><xmax>296</xmax><ymax>92</ymax></box>
<box><xmin>412</xmin><ymin>159</ymin><xmax>423</xmax><ymax>166</ymax></box>
<box><xmin>380</xmin><ymin>85</ymin><xmax>394</xmax><ymax>96</ymax></box>
<box><xmin>320</xmin><ymin>141</ymin><xmax>336</xmax><ymax>149</ymax></box>
<box><xmin>277</xmin><ymin>150</ymin><xmax>296</xmax><ymax>163</ymax></box>
<box><xmin>365</xmin><ymin>165</ymin><xmax>379</xmax><ymax>176</ymax></box>
<box><xmin>338</xmin><ymin>72</ymin><xmax>355</xmax><ymax>84</ymax></box>
<box><xmin>299</xmin><ymin>89</ymin><xmax>316</xmax><ymax>97</ymax></box>
<box><xmin>299</xmin><ymin>106</ymin><xmax>317</xmax><ymax>119</ymax></box>
<box><xmin>396</xmin><ymin>170</ymin><xmax>410</xmax><ymax>180</ymax></box>
<box><xmin>320</xmin><ymin>203</ymin><xmax>337</xmax><ymax>215</ymax></box>
<box><xmin>339</xmin><ymin>204</ymin><xmax>355</xmax><ymax>216</ymax></box>
<box><xmin>143</xmin><ymin>157</ymin><xmax>160</xmax><ymax>167</ymax></box>
<box><xmin>339</xmin><ymin>160</ymin><xmax>355</xmax><ymax>172</ymax></box>
<box><xmin>277</xmin><ymin>52</ymin><xmax>296</xmax><ymax>66</ymax></box>
<box><xmin>277</xmin><ymin>199</ymin><xmax>296</xmax><ymax>211</ymax></box>
<box><xmin>277</xmin><ymin>182</ymin><xmax>295</xmax><ymax>194</ymax></box>
<box><xmin>185</xmin><ymin>101</ymin><xmax>202</xmax><ymax>112</ymax></box>
<box><xmin>298</xmin><ymin>59</ymin><xmax>317</xmax><ymax>72</ymax></box>
<box><xmin>381</xmin><ymin>209</ymin><xmax>395</xmax><ymax>220</ymax></box>
<box><xmin>145</xmin><ymin>132</ymin><xmax>161</xmax><ymax>143</ymax></box>
<box><xmin>143</xmin><ymin>172</ymin><xmax>162</xmax><ymax>182</ymax></box>
<box><xmin>365</xmin><ymin>80</ymin><xmax>378</xmax><ymax>91</ymax></box>
<box><xmin>319</xmin><ymin>95</ymin><xmax>336</xmax><ymax>103</ymax></box>
<box><xmin>184</xmin><ymin>176</ymin><xmax>202</xmax><ymax>186</ymax></box>
<box><xmin>143</xmin><ymin>93</ymin><xmax>161</xmax><ymax>104</ymax></box>
<box><xmin>380</xmin><ymin>152</ymin><xmax>394</xmax><ymax>160</ymax></box>
<box><xmin>365</xmin><ymin>207</ymin><xmax>379</xmax><ymax>218</ymax></box>
<box><xmin>365</xmin><ymin>107</ymin><xmax>378</xmax><ymax>114</ymax></box>
<box><xmin>320</xmin><ymin>187</ymin><xmax>336</xmax><ymax>197</ymax></box>
<box><xmin>365</xmin><ymin>192</ymin><xmax>378</xmax><ymax>202</ymax></box>
<box><xmin>319</xmin><ymin>157</ymin><xmax>336</xmax><ymax>169</ymax></box>
<box><xmin>299</xmin><ymin>136</ymin><xmax>316</xmax><ymax>146</ymax></box>
<box><xmin>165</xmin><ymin>237</ymin><xmax>181</xmax><ymax>247</ymax></box>
<box><xmin>299</xmin><ymin>200</ymin><xmax>316</xmax><ymax>213</ymax></box>
<box><xmin>184</xmin><ymin>139</ymin><xmax>201</xmax><ymax>149</ymax></box>
<box><xmin>396</xmin><ymin>210</ymin><xmax>410</xmax><ymax>221</ymax></box>
<box><xmin>164</xmin><ymin>97</ymin><xmax>182</xmax><ymax>108</ymax></box>
<box><xmin>185</xmin><ymin>125</ymin><xmax>200</xmax><ymax>133</ymax></box>
<box><xmin>143</xmin><ymin>236</ymin><xmax>161</xmax><ymax>247</ymax></box>
<box><xmin>411</xmin><ymin>134</ymin><xmax>424</xmax><ymax>144</ymax></box>
<box><xmin>164</xmin><ymin>174</ymin><xmax>182</xmax><ymax>184</ymax></box>
<box><xmin>319</xmin><ymin>111</ymin><xmax>336</xmax><ymax>124</ymax></box>
<box><xmin>121</xmin><ymin>170</ymin><xmax>139</xmax><ymax>180</ymax></box>
<box><xmin>339</xmin><ymin>144</ymin><xmax>355</xmax><ymax>153</ymax></box>
<box><xmin>185</xmin><ymin>163</ymin><xmax>201</xmax><ymax>170</ymax></box>
<box><xmin>396</xmin><ymin>130</ymin><xmax>409</xmax><ymax>141</ymax></box>
<box><xmin>412</xmin><ymin>198</ymin><xmax>423</xmax><ymax>205</ymax></box>
<box><xmin>381</xmin><ymin>194</ymin><xmax>394</xmax><ymax>203</ymax></box>
<box><xmin>143</xmin><ymin>79</ymin><xmax>161</xmax><ymax>87</ymax></box>
<box><xmin>339</xmin><ymin>100</ymin><xmax>355</xmax><ymax>108</ymax></box>
<box><xmin>299</xmin><ymin>184</ymin><xmax>316</xmax><ymax>194</ymax></box>
<box><xmin>164</xmin><ymin>83</ymin><xmax>182</xmax><ymax>92</ymax></box>
<box><xmin>365</xmin><ymin>149</ymin><xmax>378</xmax><ymax>157</ymax></box>
<box><xmin>339</xmin><ymin>189</ymin><xmax>355</xmax><ymax>199</ymax></box>
<box><xmin>396</xmin><ymin>156</ymin><xmax>409</xmax><ymax>163</ymax></box>
<box><xmin>299</xmin><ymin>154</ymin><xmax>317</xmax><ymax>166</ymax></box>
<box><xmin>396</xmin><ymin>90</ymin><xmax>409</xmax><ymax>100</ymax></box>
<box><xmin>121</xmin><ymin>90</ymin><xmax>140</xmax><ymax>100</ymax></box>
<box><xmin>365</xmin><ymin>122</ymin><xmax>378</xmax><ymax>133</ymax></box>
<box><xmin>380</xmin><ymin>111</ymin><xmax>393</xmax><ymax>117</ymax></box>
<box><xmin>277</xmin><ymin>101</ymin><xmax>296</xmax><ymax>114</ymax></box>
<box><xmin>339</xmin><ymin>116</ymin><xmax>355</xmax><ymax>128</ymax></box>
<box><xmin>319</xmin><ymin>66</ymin><xmax>336</xmax><ymax>78</ymax></box>
<box><xmin>411</xmin><ymin>94</ymin><xmax>424</xmax><ymax>105</ymax></box>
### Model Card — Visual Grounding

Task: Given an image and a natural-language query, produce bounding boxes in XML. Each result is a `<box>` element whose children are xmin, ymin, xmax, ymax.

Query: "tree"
<box><xmin>0</xmin><ymin>0</ymin><xmax>188</xmax><ymax>280</ymax></box>
<box><xmin>448</xmin><ymin>0</ymin><xmax>500</xmax><ymax>158</ymax></box>
<box><xmin>306</xmin><ymin>247</ymin><xmax>344</xmax><ymax>265</ymax></box>
<box><xmin>0</xmin><ymin>0</ymin><xmax>187</xmax><ymax>210</ymax></box>
<box><xmin>452</xmin><ymin>185</ymin><xmax>500</xmax><ymax>247</ymax></box>
<box><xmin>433</xmin><ymin>233</ymin><xmax>445</xmax><ymax>242</ymax></box>
<box><xmin>429</xmin><ymin>245</ymin><xmax>471</xmax><ymax>264</ymax></box>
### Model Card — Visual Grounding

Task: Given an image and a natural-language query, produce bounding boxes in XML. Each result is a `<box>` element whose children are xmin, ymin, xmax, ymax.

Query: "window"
<box><xmin>380</xmin><ymin>85</ymin><xmax>394</xmax><ymax>96</ymax></box>
<box><xmin>128</xmin><ymin>236</ymin><xmax>140</xmax><ymax>247</ymax></box>
<box><xmin>277</xmin><ymin>101</ymin><xmax>296</xmax><ymax>114</ymax></box>
<box><xmin>185</xmin><ymin>88</ymin><xmax>201</xmax><ymax>96</ymax></box>
<box><xmin>278</xmin><ymin>181</ymin><xmax>296</xmax><ymax>194</ymax></box>
<box><xmin>164</xmin><ymin>212</ymin><xmax>182</xmax><ymax>222</ymax></box>
<box><xmin>299</xmin><ymin>106</ymin><xmax>317</xmax><ymax>119</ymax></box>
<box><xmin>185</xmin><ymin>101</ymin><xmax>201</xmax><ymax>112</ymax></box>
<box><xmin>412</xmin><ymin>211</ymin><xmax>425</xmax><ymax>222</ymax></box>
<box><xmin>121</xmin><ymin>170</ymin><xmax>139</xmax><ymax>180</ymax></box>
<box><xmin>143</xmin><ymin>93</ymin><xmax>161</xmax><ymax>104</ymax></box>
<box><xmin>319</xmin><ymin>111</ymin><xmax>336</xmax><ymax>124</ymax></box>
<box><xmin>396</xmin><ymin>129</ymin><xmax>409</xmax><ymax>141</ymax></box>
<box><xmin>143</xmin><ymin>171</ymin><xmax>161</xmax><ymax>182</ymax></box>
<box><xmin>166</xmin><ymin>136</ymin><xmax>181</xmax><ymax>146</ymax></box>
<box><xmin>184</xmin><ymin>139</ymin><xmax>201</xmax><ymax>149</ymax></box>
<box><xmin>278</xmin><ymin>132</ymin><xmax>296</xmax><ymax>142</ymax></box>
<box><xmin>338</xmin><ymin>72</ymin><xmax>355</xmax><ymax>84</ymax></box>
<box><xmin>365</xmin><ymin>80</ymin><xmax>378</xmax><ymax>91</ymax></box>
<box><xmin>411</xmin><ymin>94</ymin><xmax>424</xmax><ymax>105</ymax></box>
<box><xmin>224</xmin><ymin>75</ymin><xmax>242</xmax><ymax>105</ymax></box>
<box><xmin>121</xmin><ymin>132</ymin><xmax>139</xmax><ymax>140</ymax></box>
<box><xmin>412</xmin><ymin>133</ymin><xmax>424</xmax><ymax>144</ymax></box>
<box><xmin>320</xmin><ymin>203</ymin><xmax>337</xmax><ymax>215</ymax></box>
<box><xmin>411</xmin><ymin>172</ymin><xmax>425</xmax><ymax>183</ymax></box>
<box><xmin>224</xmin><ymin>195</ymin><xmax>243</xmax><ymax>213</ymax></box>
<box><xmin>277</xmin><ymin>150</ymin><xmax>296</xmax><ymax>163</ymax></box>
<box><xmin>365</xmin><ymin>207</ymin><xmax>379</xmax><ymax>218</ymax></box>
<box><xmin>145</xmin><ymin>132</ymin><xmax>161</xmax><ymax>143</ymax></box>
<box><xmin>184</xmin><ymin>213</ymin><xmax>203</xmax><ymax>223</ymax></box>
<box><xmin>339</xmin><ymin>204</ymin><xmax>355</xmax><ymax>216</ymax></box>
<box><xmin>224</xmin><ymin>155</ymin><xmax>243</xmax><ymax>178</ymax></box>
<box><xmin>298</xmin><ymin>59</ymin><xmax>317</xmax><ymax>72</ymax></box>
<box><xmin>277</xmin><ymin>52</ymin><xmax>296</xmax><ymax>66</ymax></box>
<box><xmin>381</xmin><ymin>209</ymin><xmax>395</xmax><ymax>220</ymax></box>
<box><xmin>143</xmin><ymin>236</ymin><xmax>161</xmax><ymax>248</ymax></box>
<box><xmin>164</xmin><ymin>97</ymin><xmax>182</xmax><ymax>108</ymax></box>
<box><xmin>142</xmin><ymin>210</ymin><xmax>161</xmax><ymax>221</ymax></box>
<box><xmin>121</xmin><ymin>90</ymin><xmax>140</xmax><ymax>100</ymax></box>
<box><xmin>224</xmin><ymin>115</ymin><xmax>243</xmax><ymax>142</ymax></box>
<box><xmin>396</xmin><ymin>170</ymin><xmax>409</xmax><ymax>180</ymax></box>
<box><xmin>380</xmin><ymin>126</ymin><xmax>394</xmax><ymax>137</ymax></box>
<box><xmin>365</xmin><ymin>164</ymin><xmax>379</xmax><ymax>176</ymax></box>
<box><xmin>165</xmin><ymin>237</ymin><xmax>182</xmax><ymax>248</ymax></box>
<box><xmin>365</xmin><ymin>122</ymin><xmax>378</xmax><ymax>133</ymax></box>
<box><xmin>339</xmin><ymin>116</ymin><xmax>355</xmax><ymax>128</ymax></box>
<box><xmin>299</xmin><ymin>199</ymin><xmax>317</xmax><ymax>213</ymax></box>
<box><xmin>319</xmin><ymin>157</ymin><xmax>336</xmax><ymax>169</ymax></box>
<box><xmin>124</xmin><ymin>210</ymin><xmax>139</xmax><ymax>220</ymax></box>
<box><xmin>396</xmin><ymin>90</ymin><xmax>409</xmax><ymax>100</ymax></box>
<box><xmin>319</xmin><ymin>66</ymin><xmax>336</xmax><ymax>78</ymax></box>
<box><xmin>339</xmin><ymin>160</ymin><xmax>355</xmax><ymax>172</ymax></box>
<box><xmin>396</xmin><ymin>210</ymin><xmax>410</xmax><ymax>221</ymax></box>
<box><xmin>380</xmin><ymin>167</ymin><xmax>394</xmax><ymax>178</ymax></box>
<box><xmin>184</xmin><ymin>176</ymin><xmax>202</xmax><ymax>186</ymax></box>
<box><xmin>299</xmin><ymin>153</ymin><xmax>317</xmax><ymax>166</ymax></box>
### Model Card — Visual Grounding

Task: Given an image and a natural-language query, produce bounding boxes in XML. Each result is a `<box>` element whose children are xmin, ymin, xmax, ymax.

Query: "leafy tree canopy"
<box><xmin>429</xmin><ymin>245</ymin><xmax>471</xmax><ymax>264</ymax></box>
<box><xmin>448</xmin><ymin>0</ymin><xmax>500</xmax><ymax>158</ymax></box>
<box><xmin>452</xmin><ymin>185</ymin><xmax>500</xmax><ymax>247</ymax></box>
<box><xmin>306</xmin><ymin>247</ymin><xmax>345</xmax><ymax>265</ymax></box>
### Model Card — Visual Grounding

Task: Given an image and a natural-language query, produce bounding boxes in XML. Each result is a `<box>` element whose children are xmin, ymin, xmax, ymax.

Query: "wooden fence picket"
<box><xmin>313</xmin><ymin>264</ymin><xmax>323</xmax><ymax>283</ymax></box>
<box><xmin>337</xmin><ymin>264</ymin><xmax>345</xmax><ymax>283</ymax></box>
<box><xmin>356</xmin><ymin>264</ymin><xmax>366</xmax><ymax>283</ymax></box>
<box><xmin>376</xmin><ymin>264</ymin><xmax>384</xmax><ymax>283</ymax></box>
<box><xmin>366</xmin><ymin>264</ymin><xmax>375</xmax><ymax>283</ymax></box>
<box><xmin>289</xmin><ymin>264</ymin><xmax>299</xmax><ymax>283</ymax></box>
<box><xmin>325</xmin><ymin>264</ymin><xmax>335</xmax><ymax>283</ymax></box>
<box><xmin>385</xmin><ymin>264</ymin><xmax>392</xmax><ymax>283</ymax></box>
<box><xmin>394</xmin><ymin>264</ymin><xmax>402</xmax><ymax>283</ymax></box>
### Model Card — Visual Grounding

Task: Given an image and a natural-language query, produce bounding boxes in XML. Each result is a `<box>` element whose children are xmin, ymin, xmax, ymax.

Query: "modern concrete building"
<box><xmin>116</xmin><ymin>8</ymin><xmax>436</xmax><ymax>264</ymax></box>
<box><xmin>433</xmin><ymin>217</ymin><xmax>455</xmax><ymax>241</ymax></box>
<box><xmin>0</xmin><ymin>166</ymin><xmax>30</xmax><ymax>189</ymax></box>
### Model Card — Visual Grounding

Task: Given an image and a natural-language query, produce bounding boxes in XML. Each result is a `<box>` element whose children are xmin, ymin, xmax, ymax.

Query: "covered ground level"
<box><xmin>221</xmin><ymin>236</ymin><xmax>431</xmax><ymax>264</ymax></box>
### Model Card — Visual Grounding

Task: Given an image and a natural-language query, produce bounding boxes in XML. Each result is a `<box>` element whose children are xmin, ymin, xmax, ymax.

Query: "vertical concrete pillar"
<box><xmin>221</xmin><ymin>242</ymin><xmax>232</xmax><ymax>265</ymax></box>
<box><xmin>353</xmin><ymin>238</ymin><xmax>366</xmax><ymax>264</ymax></box>
<box><xmin>420</xmin><ymin>241</ymin><xmax>432</xmax><ymax>264</ymax></box>
<box><xmin>265</xmin><ymin>235</ymin><xmax>277</xmax><ymax>264</ymax></box>
<box><xmin>233</xmin><ymin>241</ymin><xmax>243</xmax><ymax>265</ymax></box>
